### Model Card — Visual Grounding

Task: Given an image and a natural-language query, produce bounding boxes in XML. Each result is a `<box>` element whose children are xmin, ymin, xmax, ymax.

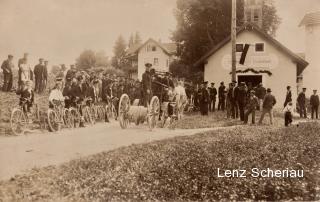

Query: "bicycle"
<box><xmin>10</xmin><ymin>99</ymin><xmax>41</xmax><ymax>135</ymax></box>
<box><xmin>47</xmin><ymin>100</ymin><xmax>66</xmax><ymax>132</ymax></box>
<box><xmin>82</xmin><ymin>98</ymin><xmax>95</xmax><ymax>125</ymax></box>
<box><xmin>105</xmin><ymin>96</ymin><xmax>118</xmax><ymax>121</ymax></box>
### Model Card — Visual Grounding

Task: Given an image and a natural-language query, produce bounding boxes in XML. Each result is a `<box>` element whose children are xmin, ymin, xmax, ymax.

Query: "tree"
<box><xmin>172</xmin><ymin>0</ymin><xmax>281</xmax><ymax>66</ymax></box>
<box><xmin>111</xmin><ymin>35</ymin><xmax>127</xmax><ymax>69</ymax></box>
<box><xmin>134</xmin><ymin>31</ymin><xmax>142</xmax><ymax>45</ymax></box>
<box><xmin>76</xmin><ymin>50</ymin><xmax>96</xmax><ymax>70</ymax></box>
<box><xmin>128</xmin><ymin>33</ymin><xmax>135</xmax><ymax>48</ymax></box>
<box><xmin>95</xmin><ymin>51</ymin><xmax>110</xmax><ymax>67</ymax></box>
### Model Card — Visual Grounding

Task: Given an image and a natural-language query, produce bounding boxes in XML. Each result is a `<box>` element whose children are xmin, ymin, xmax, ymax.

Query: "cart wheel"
<box><xmin>10</xmin><ymin>108</ymin><xmax>27</xmax><ymax>135</ymax></box>
<box><xmin>118</xmin><ymin>94</ymin><xmax>130</xmax><ymax>129</ymax></box>
<box><xmin>47</xmin><ymin>109</ymin><xmax>61</xmax><ymax>132</ymax></box>
<box><xmin>159</xmin><ymin>102</ymin><xmax>169</xmax><ymax>128</ymax></box>
<box><xmin>148</xmin><ymin>96</ymin><xmax>160</xmax><ymax>130</ymax></box>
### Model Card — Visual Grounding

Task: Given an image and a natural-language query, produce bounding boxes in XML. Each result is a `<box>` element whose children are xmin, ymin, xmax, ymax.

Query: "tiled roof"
<box><xmin>125</xmin><ymin>38</ymin><xmax>177</xmax><ymax>57</ymax></box>
<box><xmin>299</xmin><ymin>11</ymin><xmax>320</xmax><ymax>27</ymax></box>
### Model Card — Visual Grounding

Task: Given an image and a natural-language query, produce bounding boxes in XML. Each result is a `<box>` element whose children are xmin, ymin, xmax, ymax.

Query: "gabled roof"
<box><xmin>299</xmin><ymin>11</ymin><xmax>320</xmax><ymax>27</ymax></box>
<box><xmin>125</xmin><ymin>38</ymin><xmax>177</xmax><ymax>57</ymax></box>
<box><xmin>193</xmin><ymin>23</ymin><xmax>309</xmax><ymax>71</ymax></box>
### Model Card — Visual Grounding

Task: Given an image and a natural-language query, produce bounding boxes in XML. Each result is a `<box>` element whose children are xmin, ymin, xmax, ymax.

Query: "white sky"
<box><xmin>0</xmin><ymin>0</ymin><xmax>319</xmax><ymax>67</ymax></box>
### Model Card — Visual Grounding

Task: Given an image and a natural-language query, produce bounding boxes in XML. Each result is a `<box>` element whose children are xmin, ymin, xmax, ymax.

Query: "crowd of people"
<box><xmin>1</xmin><ymin>53</ymin><xmax>319</xmax><ymax>128</ymax></box>
<box><xmin>190</xmin><ymin>80</ymin><xmax>320</xmax><ymax>126</ymax></box>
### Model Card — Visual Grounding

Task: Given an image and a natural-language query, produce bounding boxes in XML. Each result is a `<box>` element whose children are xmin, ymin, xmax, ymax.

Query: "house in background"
<box><xmin>194</xmin><ymin>23</ymin><xmax>309</xmax><ymax>108</ymax></box>
<box><xmin>125</xmin><ymin>38</ymin><xmax>177</xmax><ymax>80</ymax></box>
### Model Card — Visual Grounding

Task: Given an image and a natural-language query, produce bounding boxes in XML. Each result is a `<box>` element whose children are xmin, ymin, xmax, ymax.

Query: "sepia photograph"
<box><xmin>0</xmin><ymin>0</ymin><xmax>319</xmax><ymax>201</ymax></box>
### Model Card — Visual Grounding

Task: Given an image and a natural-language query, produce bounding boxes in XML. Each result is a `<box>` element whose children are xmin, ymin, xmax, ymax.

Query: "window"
<box><xmin>154</xmin><ymin>58</ymin><xmax>159</xmax><ymax>66</ymax></box>
<box><xmin>255</xmin><ymin>43</ymin><xmax>265</xmax><ymax>52</ymax></box>
<box><xmin>253</xmin><ymin>9</ymin><xmax>260</xmax><ymax>22</ymax></box>
<box><xmin>236</xmin><ymin>44</ymin><xmax>244</xmax><ymax>52</ymax></box>
<box><xmin>152</xmin><ymin>46</ymin><xmax>157</xmax><ymax>51</ymax></box>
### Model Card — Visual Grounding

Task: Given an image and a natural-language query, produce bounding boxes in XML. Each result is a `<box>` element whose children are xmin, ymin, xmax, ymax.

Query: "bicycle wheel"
<box><xmin>47</xmin><ymin>109</ymin><xmax>61</xmax><ymax>132</ymax></box>
<box><xmin>97</xmin><ymin>105</ymin><xmax>105</xmax><ymax>121</ymax></box>
<box><xmin>63</xmin><ymin>109</ymin><xmax>73</xmax><ymax>128</ymax></box>
<box><xmin>83</xmin><ymin>106</ymin><xmax>94</xmax><ymax>125</ymax></box>
<box><xmin>70</xmin><ymin>108</ymin><xmax>81</xmax><ymax>128</ymax></box>
<box><xmin>10</xmin><ymin>108</ymin><xmax>27</xmax><ymax>135</ymax></box>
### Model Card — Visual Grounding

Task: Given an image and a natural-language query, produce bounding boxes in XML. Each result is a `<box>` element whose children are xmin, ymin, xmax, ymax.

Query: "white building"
<box><xmin>125</xmin><ymin>38</ymin><xmax>177</xmax><ymax>80</ymax></box>
<box><xmin>299</xmin><ymin>11</ymin><xmax>320</xmax><ymax>92</ymax></box>
<box><xmin>194</xmin><ymin>23</ymin><xmax>309</xmax><ymax>108</ymax></box>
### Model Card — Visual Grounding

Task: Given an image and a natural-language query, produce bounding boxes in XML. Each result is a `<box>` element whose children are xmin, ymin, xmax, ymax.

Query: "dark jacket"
<box><xmin>310</xmin><ymin>94</ymin><xmax>320</xmax><ymax>106</ymax></box>
<box><xmin>209</xmin><ymin>87</ymin><xmax>217</xmax><ymax>99</ymax></box>
<box><xmin>255</xmin><ymin>86</ymin><xmax>266</xmax><ymax>99</ymax></box>
<box><xmin>33</xmin><ymin>64</ymin><xmax>44</xmax><ymax>79</ymax></box>
<box><xmin>71</xmin><ymin>83</ymin><xmax>87</xmax><ymax>101</ymax></box>
<box><xmin>297</xmin><ymin>92</ymin><xmax>306</xmax><ymax>105</ymax></box>
<box><xmin>263</xmin><ymin>93</ymin><xmax>277</xmax><ymax>110</ymax></box>
<box><xmin>1</xmin><ymin>60</ymin><xmax>13</xmax><ymax>74</ymax></box>
<box><xmin>142</xmin><ymin>71</ymin><xmax>152</xmax><ymax>93</ymax></box>
<box><xmin>284</xmin><ymin>90</ymin><xmax>292</xmax><ymax>107</ymax></box>
<box><xmin>218</xmin><ymin>85</ymin><xmax>226</xmax><ymax>98</ymax></box>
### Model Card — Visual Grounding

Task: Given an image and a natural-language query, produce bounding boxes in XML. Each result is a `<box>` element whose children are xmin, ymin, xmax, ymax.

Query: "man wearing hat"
<box><xmin>34</xmin><ymin>58</ymin><xmax>44</xmax><ymax>93</ymax></box>
<box><xmin>237</xmin><ymin>82</ymin><xmax>247</xmax><ymax>121</ymax></box>
<box><xmin>218</xmin><ymin>82</ymin><xmax>226</xmax><ymax>111</ymax></box>
<box><xmin>208</xmin><ymin>82</ymin><xmax>217</xmax><ymax>112</ymax></box>
<box><xmin>199</xmin><ymin>81</ymin><xmax>209</xmax><ymax>115</ymax></box>
<box><xmin>244</xmin><ymin>90</ymin><xmax>259</xmax><ymax>124</ymax></box>
<box><xmin>142</xmin><ymin>63</ymin><xmax>153</xmax><ymax>107</ymax></box>
<box><xmin>310</xmin><ymin>89</ymin><xmax>319</xmax><ymax>119</ymax></box>
<box><xmin>297</xmin><ymin>87</ymin><xmax>307</xmax><ymax>118</ymax></box>
<box><xmin>38</xmin><ymin>60</ymin><xmax>48</xmax><ymax>94</ymax></box>
<box><xmin>283</xmin><ymin>86</ymin><xmax>292</xmax><ymax>108</ymax></box>
<box><xmin>66</xmin><ymin>64</ymin><xmax>77</xmax><ymax>81</ymax></box>
<box><xmin>255</xmin><ymin>83</ymin><xmax>266</xmax><ymax>111</ymax></box>
<box><xmin>1</xmin><ymin>55</ymin><xmax>14</xmax><ymax>92</ymax></box>
<box><xmin>259</xmin><ymin>88</ymin><xmax>277</xmax><ymax>125</ymax></box>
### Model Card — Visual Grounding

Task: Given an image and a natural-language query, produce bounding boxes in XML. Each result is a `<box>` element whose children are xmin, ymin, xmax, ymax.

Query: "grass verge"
<box><xmin>0</xmin><ymin>122</ymin><xmax>319</xmax><ymax>201</ymax></box>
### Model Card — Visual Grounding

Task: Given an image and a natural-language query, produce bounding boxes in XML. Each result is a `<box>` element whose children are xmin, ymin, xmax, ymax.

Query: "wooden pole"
<box><xmin>231</xmin><ymin>0</ymin><xmax>237</xmax><ymax>82</ymax></box>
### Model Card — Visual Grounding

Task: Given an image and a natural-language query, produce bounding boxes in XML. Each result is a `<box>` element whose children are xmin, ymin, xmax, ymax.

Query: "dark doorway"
<box><xmin>237</xmin><ymin>75</ymin><xmax>262</xmax><ymax>88</ymax></box>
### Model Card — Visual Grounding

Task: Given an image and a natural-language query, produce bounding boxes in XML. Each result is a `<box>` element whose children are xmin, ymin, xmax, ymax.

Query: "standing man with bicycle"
<box><xmin>71</xmin><ymin>75</ymin><xmax>87</xmax><ymax>127</ymax></box>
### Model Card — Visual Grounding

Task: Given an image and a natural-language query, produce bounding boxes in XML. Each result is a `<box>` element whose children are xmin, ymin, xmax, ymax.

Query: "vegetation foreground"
<box><xmin>0</xmin><ymin>122</ymin><xmax>319</xmax><ymax>201</ymax></box>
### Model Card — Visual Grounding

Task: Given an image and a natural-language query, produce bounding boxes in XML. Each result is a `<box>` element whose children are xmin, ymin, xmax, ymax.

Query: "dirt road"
<box><xmin>0</xmin><ymin>121</ymin><xmax>213</xmax><ymax>181</ymax></box>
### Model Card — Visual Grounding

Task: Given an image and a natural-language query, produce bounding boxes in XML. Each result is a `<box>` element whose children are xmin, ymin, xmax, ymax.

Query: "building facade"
<box><xmin>299</xmin><ymin>11</ymin><xmax>320</xmax><ymax>92</ymax></box>
<box><xmin>125</xmin><ymin>38</ymin><xmax>177</xmax><ymax>80</ymax></box>
<box><xmin>194</xmin><ymin>24</ymin><xmax>308</xmax><ymax>108</ymax></box>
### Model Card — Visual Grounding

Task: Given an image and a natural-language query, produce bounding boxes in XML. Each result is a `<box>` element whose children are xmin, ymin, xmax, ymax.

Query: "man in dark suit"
<box><xmin>297</xmin><ymin>88</ymin><xmax>307</xmax><ymax>118</ymax></box>
<box><xmin>237</xmin><ymin>82</ymin><xmax>247</xmax><ymax>121</ymax></box>
<box><xmin>1</xmin><ymin>55</ymin><xmax>14</xmax><ymax>92</ymax></box>
<box><xmin>142</xmin><ymin>63</ymin><xmax>152</xmax><ymax>107</ymax></box>
<box><xmin>218</xmin><ymin>82</ymin><xmax>226</xmax><ymax>111</ymax></box>
<box><xmin>33</xmin><ymin>58</ymin><xmax>44</xmax><ymax>93</ymax></box>
<box><xmin>200</xmin><ymin>81</ymin><xmax>209</xmax><ymax>115</ymax></box>
<box><xmin>284</xmin><ymin>86</ymin><xmax>292</xmax><ymax>108</ymax></box>
<box><xmin>71</xmin><ymin>76</ymin><xmax>88</xmax><ymax>127</ymax></box>
<box><xmin>310</xmin><ymin>89</ymin><xmax>319</xmax><ymax>119</ymax></box>
<box><xmin>38</xmin><ymin>60</ymin><xmax>48</xmax><ymax>94</ymax></box>
<box><xmin>208</xmin><ymin>82</ymin><xmax>217</xmax><ymax>112</ymax></box>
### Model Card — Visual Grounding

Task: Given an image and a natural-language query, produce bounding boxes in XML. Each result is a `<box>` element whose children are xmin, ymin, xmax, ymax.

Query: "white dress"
<box><xmin>20</xmin><ymin>64</ymin><xmax>31</xmax><ymax>82</ymax></box>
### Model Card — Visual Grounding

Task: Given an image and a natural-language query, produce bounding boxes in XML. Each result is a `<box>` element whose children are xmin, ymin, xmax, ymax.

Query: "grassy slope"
<box><xmin>0</xmin><ymin>122</ymin><xmax>319</xmax><ymax>201</ymax></box>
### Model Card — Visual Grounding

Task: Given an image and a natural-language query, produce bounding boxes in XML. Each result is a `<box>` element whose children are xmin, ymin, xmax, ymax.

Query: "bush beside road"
<box><xmin>0</xmin><ymin>122</ymin><xmax>319</xmax><ymax>201</ymax></box>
